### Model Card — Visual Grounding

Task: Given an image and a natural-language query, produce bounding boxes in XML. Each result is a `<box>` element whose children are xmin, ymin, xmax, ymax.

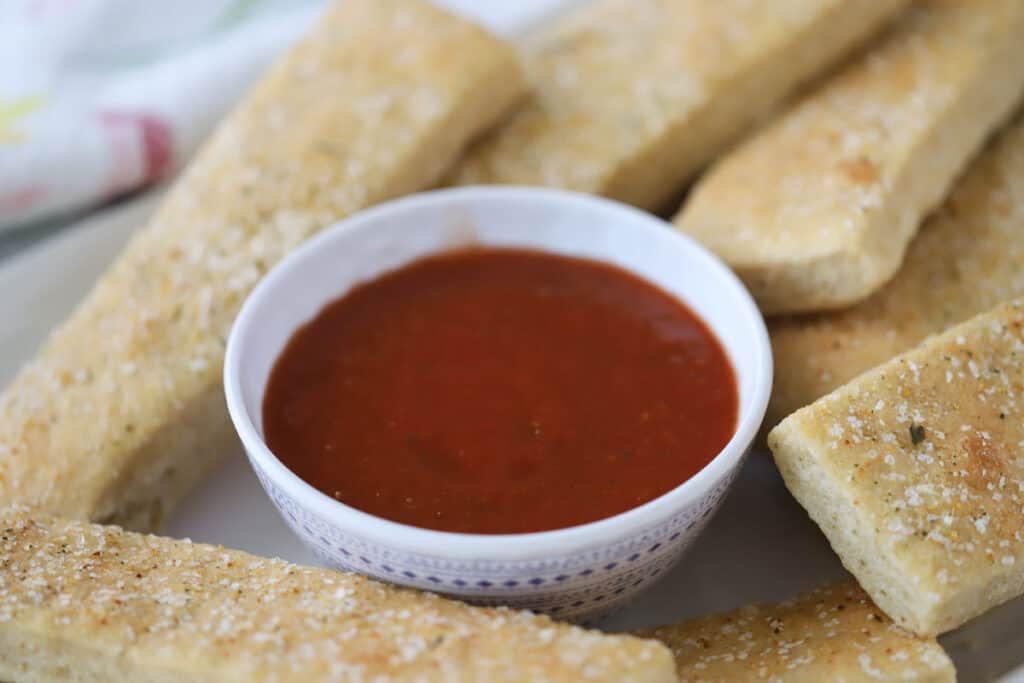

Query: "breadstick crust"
<box><xmin>769</xmin><ymin>300</ymin><xmax>1024</xmax><ymax>636</ymax></box>
<box><xmin>453</xmin><ymin>0</ymin><xmax>910</xmax><ymax>211</ymax></box>
<box><xmin>639</xmin><ymin>581</ymin><xmax>954</xmax><ymax>683</ymax></box>
<box><xmin>675</xmin><ymin>0</ymin><xmax>1024</xmax><ymax>314</ymax></box>
<box><xmin>0</xmin><ymin>512</ymin><xmax>674</xmax><ymax>682</ymax></box>
<box><xmin>0</xmin><ymin>0</ymin><xmax>526</xmax><ymax>531</ymax></box>
<box><xmin>767</xmin><ymin>111</ymin><xmax>1024</xmax><ymax>428</ymax></box>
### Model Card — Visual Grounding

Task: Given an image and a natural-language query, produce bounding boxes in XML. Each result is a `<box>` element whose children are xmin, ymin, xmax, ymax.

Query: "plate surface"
<box><xmin>1</xmin><ymin>2</ymin><xmax>1022</xmax><ymax>680</ymax></box>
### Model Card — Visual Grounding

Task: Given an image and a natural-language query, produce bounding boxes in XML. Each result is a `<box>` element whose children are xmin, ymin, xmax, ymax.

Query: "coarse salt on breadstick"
<box><xmin>453</xmin><ymin>0</ymin><xmax>910</xmax><ymax>211</ymax></box>
<box><xmin>0</xmin><ymin>511</ymin><xmax>674</xmax><ymax>682</ymax></box>
<box><xmin>770</xmin><ymin>299</ymin><xmax>1024</xmax><ymax>636</ymax></box>
<box><xmin>767</xmin><ymin>109</ymin><xmax>1024</xmax><ymax>428</ymax></box>
<box><xmin>676</xmin><ymin>0</ymin><xmax>1024</xmax><ymax>314</ymax></box>
<box><xmin>640</xmin><ymin>581</ymin><xmax>954</xmax><ymax>682</ymax></box>
<box><xmin>0</xmin><ymin>0</ymin><xmax>525</xmax><ymax>531</ymax></box>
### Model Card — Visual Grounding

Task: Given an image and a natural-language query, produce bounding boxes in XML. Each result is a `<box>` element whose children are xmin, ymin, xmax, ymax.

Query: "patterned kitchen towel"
<box><xmin>0</xmin><ymin>0</ymin><xmax>325</xmax><ymax>232</ymax></box>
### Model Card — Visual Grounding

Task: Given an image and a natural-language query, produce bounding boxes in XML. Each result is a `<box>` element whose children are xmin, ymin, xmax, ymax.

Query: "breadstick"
<box><xmin>640</xmin><ymin>581</ymin><xmax>954</xmax><ymax>682</ymax></box>
<box><xmin>768</xmin><ymin>110</ymin><xmax>1024</xmax><ymax>427</ymax></box>
<box><xmin>453</xmin><ymin>0</ymin><xmax>910</xmax><ymax>211</ymax></box>
<box><xmin>0</xmin><ymin>0</ymin><xmax>525</xmax><ymax>531</ymax></box>
<box><xmin>676</xmin><ymin>0</ymin><xmax>1024</xmax><ymax>314</ymax></box>
<box><xmin>770</xmin><ymin>299</ymin><xmax>1024</xmax><ymax>635</ymax></box>
<box><xmin>0</xmin><ymin>511</ymin><xmax>674</xmax><ymax>682</ymax></box>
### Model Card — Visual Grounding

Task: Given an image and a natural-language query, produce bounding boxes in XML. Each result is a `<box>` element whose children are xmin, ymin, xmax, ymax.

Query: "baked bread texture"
<box><xmin>640</xmin><ymin>581</ymin><xmax>954</xmax><ymax>682</ymax></box>
<box><xmin>675</xmin><ymin>0</ymin><xmax>1024</xmax><ymax>314</ymax></box>
<box><xmin>767</xmin><ymin>109</ymin><xmax>1024</xmax><ymax>428</ymax></box>
<box><xmin>453</xmin><ymin>0</ymin><xmax>910</xmax><ymax>211</ymax></box>
<box><xmin>0</xmin><ymin>0</ymin><xmax>525</xmax><ymax>531</ymax></box>
<box><xmin>0</xmin><ymin>511</ymin><xmax>675</xmax><ymax>682</ymax></box>
<box><xmin>770</xmin><ymin>300</ymin><xmax>1024</xmax><ymax>636</ymax></box>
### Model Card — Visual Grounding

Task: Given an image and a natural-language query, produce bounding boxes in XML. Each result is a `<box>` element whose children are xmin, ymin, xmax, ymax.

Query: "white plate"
<box><xmin>1</xmin><ymin>2</ymin><xmax>1023</xmax><ymax>680</ymax></box>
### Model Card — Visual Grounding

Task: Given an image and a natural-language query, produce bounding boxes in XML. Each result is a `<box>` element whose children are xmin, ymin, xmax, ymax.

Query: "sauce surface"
<box><xmin>263</xmin><ymin>248</ymin><xmax>738</xmax><ymax>534</ymax></box>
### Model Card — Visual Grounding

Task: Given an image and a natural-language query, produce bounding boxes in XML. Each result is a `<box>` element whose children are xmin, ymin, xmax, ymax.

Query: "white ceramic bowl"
<box><xmin>224</xmin><ymin>187</ymin><xmax>772</xmax><ymax>622</ymax></box>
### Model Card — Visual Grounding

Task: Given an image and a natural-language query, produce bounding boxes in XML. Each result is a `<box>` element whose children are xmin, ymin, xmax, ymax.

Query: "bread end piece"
<box><xmin>770</xmin><ymin>299</ymin><xmax>1024</xmax><ymax>636</ymax></box>
<box><xmin>765</xmin><ymin>101</ymin><xmax>1024</xmax><ymax>430</ymax></box>
<box><xmin>768</xmin><ymin>422</ymin><xmax>941</xmax><ymax>635</ymax></box>
<box><xmin>676</xmin><ymin>0</ymin><xmax>1024</xmax><ymax>314</ymax></box>
<box><xmin>640</xmin><ymin>581</ymin><xmax>954</xmax><ymax>683</ymax></box>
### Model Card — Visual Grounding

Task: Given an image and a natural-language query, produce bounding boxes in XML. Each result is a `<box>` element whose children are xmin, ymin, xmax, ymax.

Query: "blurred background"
<box><xmin>0</xmin><ymin>0</ymin><xmax>570</xmax><ymax>260</ymax></box>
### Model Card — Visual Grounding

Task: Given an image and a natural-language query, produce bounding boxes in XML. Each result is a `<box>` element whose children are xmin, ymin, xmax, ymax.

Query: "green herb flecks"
<box><xmin>909</xmin><ymin>423</ymin><xmax>926</xmax><ymax>446</ymax></box>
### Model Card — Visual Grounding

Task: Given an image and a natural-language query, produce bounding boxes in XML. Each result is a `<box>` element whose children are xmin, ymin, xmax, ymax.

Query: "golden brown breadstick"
<box><xmin>641</xmin><ymin>581</ymin><xmax>954</xmax><ymax>682</ymax></box>
<box><xmin>770</xmin><ymin>299</ymin><xmax>1024</xmax><ymax>636</ymax></box>
<box><xmin>0</xmin><ymin>511</ymin><xmax>674</xmax><ymax>682</ymax></box>
<box><xmin>453</xmin><ymin>0</ymin><xmax>910</xmax><ymax>211</ymax></box>
<box><xmin>767</xmin><ymin>108</ymin><xmax>1024</xmax><ymax>428</ymax></box>
<box><xmin>676</xmin><ymin>0</ymin><xmax>1024</xmax><ymax>314</ymax></box>
<box><xmin>0</xmin><ymin>0</ymin><xmax>525</xmax><ymax>531</ymax></box>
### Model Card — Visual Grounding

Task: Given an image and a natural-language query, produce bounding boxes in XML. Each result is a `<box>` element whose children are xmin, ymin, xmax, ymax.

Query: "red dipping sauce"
<box><xmin>262</xmin><ymin>248</ymin><xmax>738</xmax><ymax>534</ymax></box>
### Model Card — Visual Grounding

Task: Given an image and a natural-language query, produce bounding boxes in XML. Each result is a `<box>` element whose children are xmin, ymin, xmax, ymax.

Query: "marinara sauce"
<box><xmin>262</xmin><ymin>248</ymin><xmax>738</xmax><ymax>534</ymax></box>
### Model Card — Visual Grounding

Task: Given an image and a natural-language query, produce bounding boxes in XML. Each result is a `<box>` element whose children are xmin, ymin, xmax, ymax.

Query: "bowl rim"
<box><xmin>224</xmin><ymin>186</ymin><xmax>772</xmax><ymax>561</ymax></box>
